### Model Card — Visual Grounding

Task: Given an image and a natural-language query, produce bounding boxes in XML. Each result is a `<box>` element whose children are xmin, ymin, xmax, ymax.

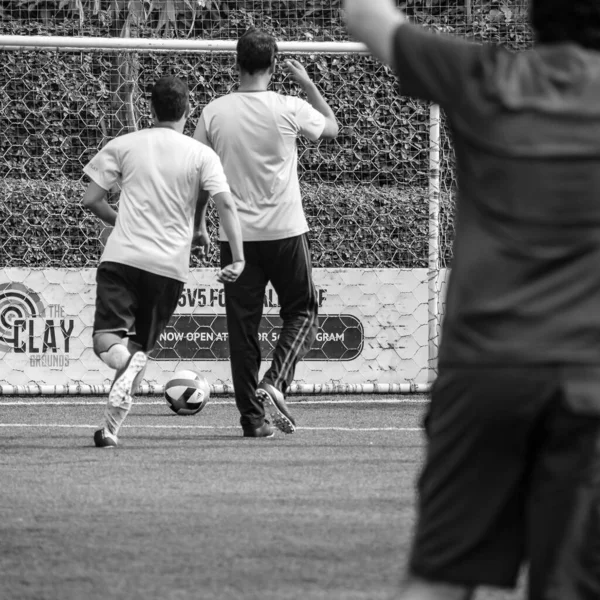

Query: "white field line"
<box><xmin>0</xmin><ymin>423</ymin><xmax>423</xmax><ymax>431</ymax></box>
<box><xmin>0</xmin><ymin>398</ymin><xmax>429</xmax><ymax>406</ymax></box>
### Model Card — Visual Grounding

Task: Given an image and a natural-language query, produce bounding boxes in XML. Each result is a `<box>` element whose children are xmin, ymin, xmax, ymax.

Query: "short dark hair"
<box><xmin>151</xmin><ymin>76</ymin><xmax>189</xmax><ymax>122</ymax></box>
<box><xmin>531</xmin><ymin>0</ymin><xmax>600</xmax><ymax>50</ymax></box>
<box><xmin>236</xmin><ymin>28</ymin><xmax>278</xmax><ymax>75</ymax></box>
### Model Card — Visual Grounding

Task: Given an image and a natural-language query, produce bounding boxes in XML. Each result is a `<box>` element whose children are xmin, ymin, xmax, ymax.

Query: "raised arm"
<box><xmin>283</xmin><ymin>59</ymin><xmax>339</xmax><ymax>139</ymax></box>
<box><xmin>343</xmin><ymin>0</ymin><xmax>406</xmax><ymax>68</ymax></box>
<box><xmin>344</xmin><ymin>0</ymin><xmax>479</xmax><ymax>107</ymax></box>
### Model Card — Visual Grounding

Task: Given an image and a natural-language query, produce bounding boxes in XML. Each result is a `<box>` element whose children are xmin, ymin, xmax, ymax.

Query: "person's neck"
<box><xmin>237</xmin><ymin>71</ymin><xmax>271</xmax><ymax>92</ymax></box>
<box><xmin>154</xmin><ymin>120</ymin><xmax>185</xmax><ymax>133</ymax></box>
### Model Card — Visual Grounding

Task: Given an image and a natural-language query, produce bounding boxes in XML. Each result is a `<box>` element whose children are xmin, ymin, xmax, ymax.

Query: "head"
<box><xmin>151</xmin><ymin>76</ymin><xmax>190</xmax><ymax>123</ymax></box>
<box><xmin>236</xmin><ymin>28</ymin><xmax>278</xmax><ymax>76</ymax></box>
<box><xmin>530</xmin><ymin>0</ymin><xmax>600</xmax><ymax>50</ymax></box>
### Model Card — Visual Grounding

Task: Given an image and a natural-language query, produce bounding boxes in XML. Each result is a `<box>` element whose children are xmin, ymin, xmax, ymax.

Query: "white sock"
<box><xmin>103</xmin><ymin>395</ymin><xmax>133</xmax><ymax>437</ymax></box>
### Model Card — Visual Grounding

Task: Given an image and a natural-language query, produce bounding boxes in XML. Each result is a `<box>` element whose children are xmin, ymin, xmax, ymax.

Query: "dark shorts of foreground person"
<box><xmin>410</xmin><ymin>365</ymin><xmax>600</xmax><ymax>599</ymax></box>
<box><xmin>94</xmin><ymin>261</ymin><xmax>184</xmax><ymax>353</ymax></box>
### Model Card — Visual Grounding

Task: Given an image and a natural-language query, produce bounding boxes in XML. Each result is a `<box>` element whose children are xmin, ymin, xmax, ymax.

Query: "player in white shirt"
<box><xmin>194</xmin><ymin>29</ymin><xmax>339</xmax><ymax>437</ymax></box>
<box><xmin>82</xmin><ymin>76</ymin><xmax>245</xmax><ymax>448</ymax></box>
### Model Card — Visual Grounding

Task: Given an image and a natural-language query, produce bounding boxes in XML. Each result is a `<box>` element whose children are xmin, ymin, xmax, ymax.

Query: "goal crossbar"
<box><xmin>0</xmin><ymin>35</ymin><xmax>369</xmax><ymax>53</ymax></box>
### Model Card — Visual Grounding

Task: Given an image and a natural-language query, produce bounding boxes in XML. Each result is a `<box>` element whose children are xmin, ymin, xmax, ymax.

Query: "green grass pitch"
<box><xmin>0</xmin><ymin>396</ymin><xmax>525</xmax><ymax>600</ymax></box>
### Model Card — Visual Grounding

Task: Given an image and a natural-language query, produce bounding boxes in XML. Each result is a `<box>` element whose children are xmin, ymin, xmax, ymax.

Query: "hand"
<box><xmin>217</xmin><ymin>260</ymin><xmax>245</xmax><ymax>284</ymax></box>
<box><xmin>283</xmin><ymin>59</ymin><xmax>312</xmax><ymax>88</ymax></box>
<box><xmin>191</xmin><ymin>227</ymin><xmax>211</xmax><ymax>260</ymax></box>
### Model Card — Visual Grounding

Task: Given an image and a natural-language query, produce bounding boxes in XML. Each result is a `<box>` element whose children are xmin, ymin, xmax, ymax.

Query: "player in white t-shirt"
<box><xmin>82</xmin><ymin>76</ymin><xmax>245</xmax><ymax>448</ymax></box>
<box><xmin>193</xmin><ymin>29</ymin><xmax>339</xmax><ymax>437</ymax></box>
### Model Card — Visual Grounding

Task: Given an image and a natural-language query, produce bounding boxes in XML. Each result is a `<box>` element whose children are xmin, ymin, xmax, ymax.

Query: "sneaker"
<box><xmin>255</xmin><ymin>382</ymin><xmax>296</xmax><ymax>434</ymax></box>
<box><xmin>242</xmin><ymin>422</ymin><xmax>275</xmax><ymax>438</ymax></box>
<box><xmin>109</xmin><ymin>351</ymin><xmax>147</xmax><ymax>408</ymax></box>
<box><xmin>94</xmin><ymin>428</ymin><xmax>118</xmax><ymax>448</ymax></box>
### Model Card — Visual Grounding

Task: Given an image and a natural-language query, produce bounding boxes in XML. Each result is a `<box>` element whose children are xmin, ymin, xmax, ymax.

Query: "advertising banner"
<box><xmin>0</xmin><ymin>268</ymin><xmax>441</xmax><ymax>389</ymax></box>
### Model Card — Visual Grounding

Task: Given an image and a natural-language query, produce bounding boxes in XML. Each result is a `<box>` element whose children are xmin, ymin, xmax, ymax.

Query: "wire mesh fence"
<box><xmin>0</xmin><ymin>0</ymin><xmax>532</xmax><ymax>273</ymax></box>
<box><xmin>0</xmin><ymin>47</ymin><xmax>439</xmax><ymax>270</ymax></box>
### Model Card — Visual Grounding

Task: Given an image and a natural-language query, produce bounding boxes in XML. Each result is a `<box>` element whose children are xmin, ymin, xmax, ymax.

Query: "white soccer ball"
<box><xmin>164</xmin><ymin>370</ymin><xmax>211</xmax><ymax>416</ymax></box>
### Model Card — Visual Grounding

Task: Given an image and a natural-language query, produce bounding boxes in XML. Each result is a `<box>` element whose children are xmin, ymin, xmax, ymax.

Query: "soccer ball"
<box><xmin>164</xmin><ymin>370</ymin><xmax>211</xmax><ymax>416</ymax></box>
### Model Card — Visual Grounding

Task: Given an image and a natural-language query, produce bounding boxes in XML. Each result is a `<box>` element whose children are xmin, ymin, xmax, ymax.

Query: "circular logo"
<box><xmin>0</xmin><ymin>283</ymin><xmax>45</xmax><ymax>352</ymax></box>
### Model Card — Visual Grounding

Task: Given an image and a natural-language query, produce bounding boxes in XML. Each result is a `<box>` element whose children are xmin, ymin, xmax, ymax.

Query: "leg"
<box><xmin>93</xmin><ymin>331</ymin><xmax>130</xmax><ymax>435</ymax></box>
<box><xmin>408</xmin><ymin>367</ymin><xmax>558</xmax><ymax>593</ymax></box>
<box><xmin>221</xmin><ymin>241</ymin><xmax>270</xmax><ymax>433</ymax></box>
<box><xmin>254</xmin><ymin>235</ymin><xmax>318</xmax><ymax>434</ymax></box>
<box><xmin>526</xmin><ymin>369</ymin><xmax>600</xmax><ymax>600</ymax></box>
<box><xmin>92</xmin><ymin>264</ymin><xmax>180</xmax><ymax>447</ymax></box>
<box><xmin>92</xmin><ymin>263</ymin><xmax>144</xmax><ymax>446</ymax></box>
<box><xmin>262</xmin><ymin>234</ymin><xmax>318</xmax><ymax>393</ymax></box>
<box><xmin>93</xmin><ymin>330</ymin><xmax>147</xmax><ymax>444</ymax></box>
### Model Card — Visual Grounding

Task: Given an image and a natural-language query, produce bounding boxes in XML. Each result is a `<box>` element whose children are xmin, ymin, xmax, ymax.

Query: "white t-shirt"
<box><xmin>196</xmin><ymin>91</ymin><xmax>325</xmax><ymax>242</ymax></box>
<box><xmin>83</xmin><ymin>127</ymin><xmax>230</xmax><ymax>282</ymax></box>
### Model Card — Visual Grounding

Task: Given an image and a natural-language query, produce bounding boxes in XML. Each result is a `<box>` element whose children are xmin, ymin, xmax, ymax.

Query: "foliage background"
<box><xmin>0</xmin><ymin>1</ymin><xmax>532</xmax><ymax>269</ymax></box>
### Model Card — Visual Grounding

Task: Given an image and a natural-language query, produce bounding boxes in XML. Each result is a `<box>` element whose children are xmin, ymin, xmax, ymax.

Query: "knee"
<box><xmin>93</xmin><ymin>332</ymin><xmax>126</xmax><ymax>358</ymax></box>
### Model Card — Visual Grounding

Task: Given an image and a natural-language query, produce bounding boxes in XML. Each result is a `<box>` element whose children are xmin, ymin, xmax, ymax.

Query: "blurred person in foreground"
<box><xmin>344</xmin><ymin>0</ymin><xmax>600</xmax><ymax>599</ymax></box>
<box><xmin>193</xmin><ymin>29</ymin><xmax>339</xmax><ymax>438</ymax></box>
<box><xmin>82</xmin><ymin>76</ymin><xmax>244</xmax><ymax>448</ymax></box>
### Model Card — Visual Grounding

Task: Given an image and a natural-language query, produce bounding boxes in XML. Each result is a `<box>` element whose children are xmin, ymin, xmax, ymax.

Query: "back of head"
<box><xmin>531</xmin><ymin>0</ymin><xmax>600</xmax><ymax>50</ymax></box>
<box><xmin>236</xmin><ymin>28</ymin><xmax>278</xmax><ymax>75</ymax></box>
<box><xmin>151</xmin><ymin>76</ymin><xmax>189</xmax><ymax>122</ymax></box>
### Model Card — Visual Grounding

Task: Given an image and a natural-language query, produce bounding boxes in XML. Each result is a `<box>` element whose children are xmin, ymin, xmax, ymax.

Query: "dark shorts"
<box><xmin>94</xmin><ymin>262</ymin><xmax>184</xmax><ymax>353</ymax></box>
<box><xmin>410</xmin><ymin>366</ymin><xmax>600</xmax><ymax>599</ymax></box>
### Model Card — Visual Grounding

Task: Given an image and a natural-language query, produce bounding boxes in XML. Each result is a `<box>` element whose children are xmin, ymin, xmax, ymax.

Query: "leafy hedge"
<box><xmin>0</xmin><ymin>40</ymin><xmax>429</xmax><ymax>186</ymax></box>
<box><xmin>0</xmin><ymin>4</ymin><xmax>531</xmax><ymax>186</ymax></box>
<box><xmin>0</xmin><ymin>178</ymin><xmax>455</xmax><ymax>269</ymax></box>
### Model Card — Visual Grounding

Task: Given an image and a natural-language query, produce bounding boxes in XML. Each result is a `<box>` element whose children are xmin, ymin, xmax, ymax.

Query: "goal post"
<box><xmin>0</xmin><ymin>35</ymin><xmax>447</xmax><ymax>396</ymax></box>
<box><xmin>428</xmin><ymin>103</ymin><xmax>442</xmax><ymax>383</ymax></box>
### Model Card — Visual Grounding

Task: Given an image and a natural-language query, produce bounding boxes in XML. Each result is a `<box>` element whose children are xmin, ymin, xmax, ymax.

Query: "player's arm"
<box><xmin>192</xmin><ymin>189</ymin><xmax>211</xmax><ymax>259</ymax></box>
<box><xmin>193</xmin><ymin>118</ymin><xmax>245</xmax><ymax>279</ymax></box>
<box><xmin>82</xmin><ymin>141</ymin><xmax>121</xmax><ymax>227</ymax></box>
<box><xmin>195</xmin><ymin>125</ymin><xmax>244</xmax><ymax>282</ymax></box>
<box><xmin>212</xmin><ymin>191</ymin><xmax>245</xmax><ymax>284</ymax></box>
<box><xmin>343</xmin><ymin>0</ymin><xmax>406</xmax><ymax>69</ymax></box>
<box><xmin>283</xmin><ymin>59</ymin><xmax>339</xmax><ymax>139</ymax></box>
<box><xmin>82</xmin><ymin>181</ymin><xmax>117</xmax><ymax>227</ymax></box>
<box><xmin>191</xmin><ymin>116</ymin><xmax>215</xmax><ymax>258</ymax></box>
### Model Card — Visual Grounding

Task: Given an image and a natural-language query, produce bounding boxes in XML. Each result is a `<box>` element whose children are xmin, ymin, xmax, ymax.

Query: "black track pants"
<box><xmin>220</xmin><ymin>234</ymin><xmax>318</xmax><ymax>429</ymax></box>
